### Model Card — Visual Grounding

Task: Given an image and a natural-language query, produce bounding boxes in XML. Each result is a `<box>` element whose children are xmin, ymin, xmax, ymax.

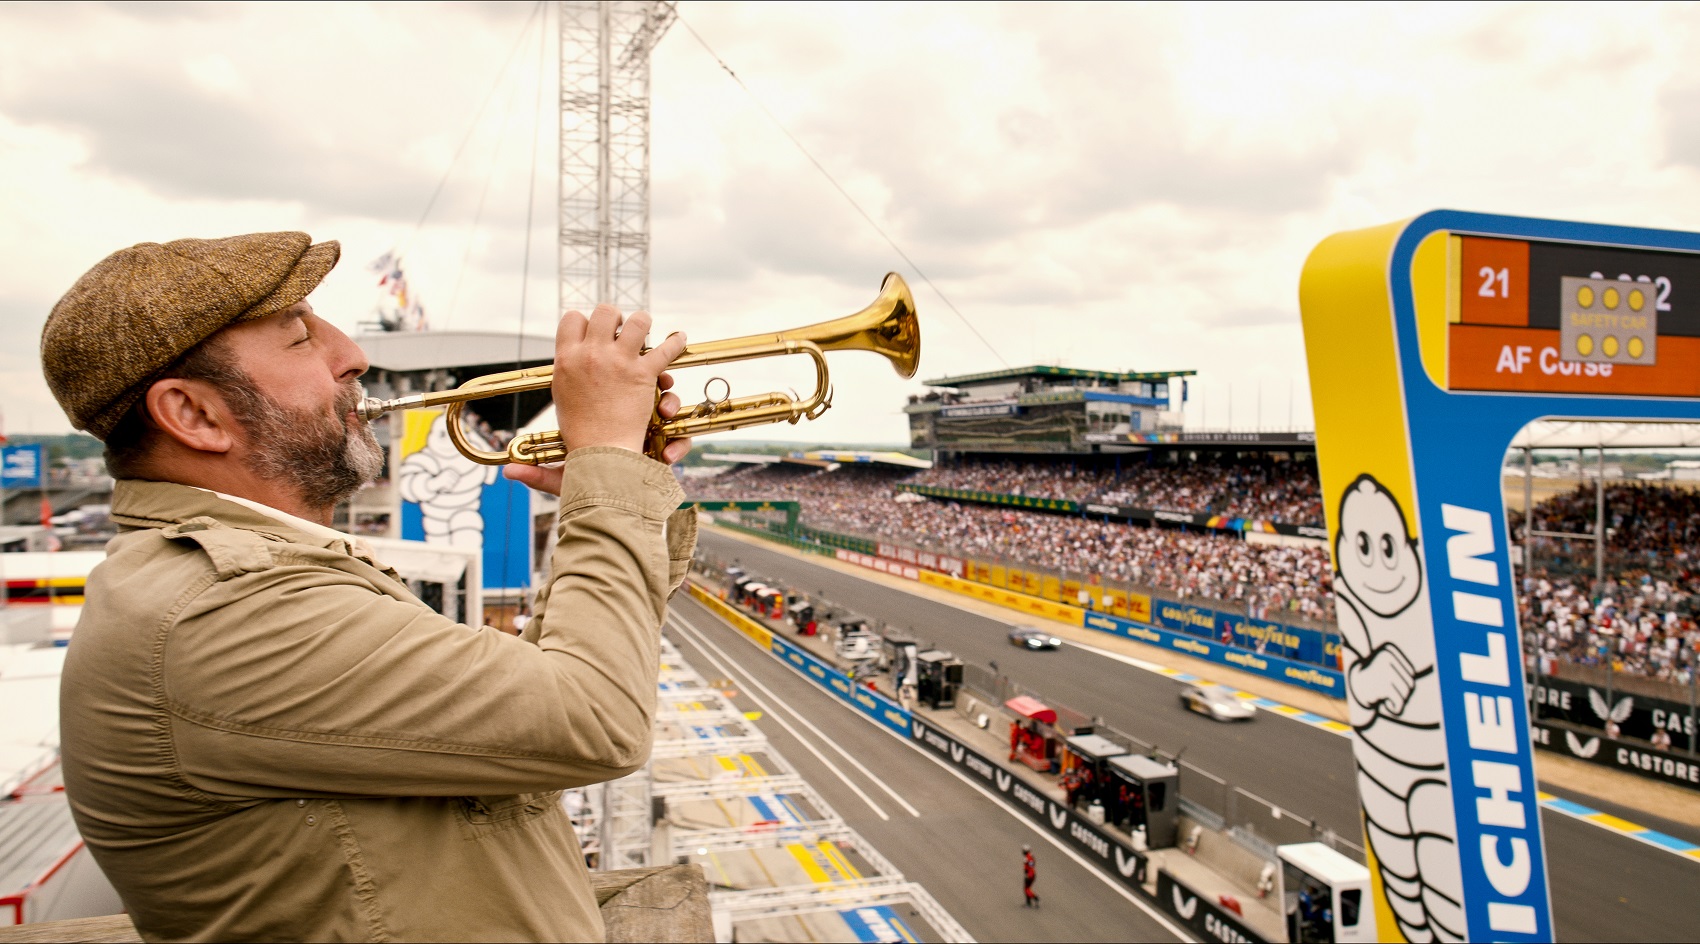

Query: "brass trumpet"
<box><xmin>356</xmin><ymin>272</ymin><xmax>920</xmax><ymax>465</ymax></box>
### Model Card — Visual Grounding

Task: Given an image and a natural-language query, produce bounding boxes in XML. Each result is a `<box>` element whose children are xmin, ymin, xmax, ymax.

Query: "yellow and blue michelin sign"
<box><xmin>1301</xmin><ymin>211</ymin><xmax>1700</xmax><ymax>942</ymax></box>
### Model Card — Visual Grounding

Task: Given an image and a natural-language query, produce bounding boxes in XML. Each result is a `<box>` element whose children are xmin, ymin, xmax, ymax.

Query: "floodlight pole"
<box><xmin>1523</xmin><ymin>447</ymin><xmax>1533</xmax><ymax>569</ymax></box>
<box><xmin>1523</xmin><ymin>445</ymin><xmax>1535</xmax><ymax>706</ymax></box>
<box><xmin>1595</xmin><ymin>446</ymin><xmax>1605</xmax><ymax>593</ymax></box>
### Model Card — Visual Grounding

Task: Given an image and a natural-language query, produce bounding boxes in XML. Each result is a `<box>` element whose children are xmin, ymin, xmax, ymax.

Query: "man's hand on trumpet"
<box><xmin>504</xmin><ymin>303</ymin><xmax>692</xmax><ymax>496</ymax></box>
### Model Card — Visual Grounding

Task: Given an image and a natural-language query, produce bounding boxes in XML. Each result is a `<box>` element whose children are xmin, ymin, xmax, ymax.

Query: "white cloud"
<box><xmin>3</xmin><ymin>1</ymin><xmax>1700</xmax><ymax>446</ymax></box>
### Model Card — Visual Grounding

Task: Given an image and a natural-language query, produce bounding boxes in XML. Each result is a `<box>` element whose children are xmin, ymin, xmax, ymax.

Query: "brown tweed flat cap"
<box><xmin>41</xmin><ymin>232</ymin><xmax>340</xmax><ymax>440</ymax></box>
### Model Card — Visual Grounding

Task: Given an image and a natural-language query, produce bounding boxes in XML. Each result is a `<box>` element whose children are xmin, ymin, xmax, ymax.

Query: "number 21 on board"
<box><xmin>1478</xmin><ymin>266</ymin><xmax>1509</xmax><ymax>298</ymax></box>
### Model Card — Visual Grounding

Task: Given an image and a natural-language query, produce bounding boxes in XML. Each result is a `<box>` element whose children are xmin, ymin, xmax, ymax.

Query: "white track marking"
<box><xmin>1055</xmin><ymin>636</ymin><xmax>1170</xmax><ymax>673</ymax></box>
<box><xmin>673</xmin><ymin>600</ymin><xmax>1196</xmax><ymax>942</ymax></box>
<box><xmin>668</xmin><ymin>608</ymin><xmax>920</xmax><ymax>816</ymax></box>
<box><xmin>665</xmin><ymin>612</ymin><xmax>891</xmax><ymax>821</ymax></box>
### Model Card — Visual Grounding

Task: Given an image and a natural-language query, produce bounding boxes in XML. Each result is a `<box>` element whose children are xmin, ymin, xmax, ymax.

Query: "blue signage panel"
<box><xmin>396</xmin><ymin>409</ymin><xmax>532</xmax><ymax>592</ymax></box>
<box><xmin>767</xmin><ymin>635</ymin><xmax>912</xmax><ymax>736</ymax></box>
<box><xmin>0</xmin><ymin>445</ymin><xmax>44</xmax><ymax>488</ymax></box>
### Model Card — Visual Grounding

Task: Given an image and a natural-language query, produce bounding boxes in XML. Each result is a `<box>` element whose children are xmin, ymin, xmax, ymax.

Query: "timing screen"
<box><xmin>1445</xmin><ymin>235</ymin><xmax>1700</xmax><ymax>396</ymax></box>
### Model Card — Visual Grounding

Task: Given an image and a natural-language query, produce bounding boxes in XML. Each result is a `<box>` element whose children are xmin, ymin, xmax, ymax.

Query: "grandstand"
<box><xmin>688</xmin><ymin>364</ymin><xmax>1340</xmax><ymax>672</ymax></box>
<box><xmin>690</xmin><ymin>367</ymin><xmax>1700</xmax><ymax>734</ymax></box>
<box><xmin>905</xmin><ymin>365</ymin><xmax>1196</xmax><ymax>456</ymax></box>
<box><xmin>1515</xmin><ymin>482</ymin><xmax>1700</xmax><ymax>692</ymax></box>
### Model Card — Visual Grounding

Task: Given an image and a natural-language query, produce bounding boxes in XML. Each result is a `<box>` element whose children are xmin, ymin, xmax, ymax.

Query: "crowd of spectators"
<box><xmin>1520</xmin><ymin>572</ymin><xmax>1698</xmax><ymax>685</ymax></box>
<box><xmin>1514</xmin><ymin>483</ymin><xmax>1700</xmax><ymax>686</ymax></box>
<box><xmin>908</xmin><ymin>457</ymin><xmax>1323</xmax><ymax>525</ymax></box>
<box><xmin>687</xmin><ymin>463</ymin><xmax>1336</xmax><ymax>624</ymax></box>
<box><xmin>1520</xmin><ymin>482</ymin><xmax>1700</xmax><ymax>575</ymax></box>
<box><xmin>692</xmin><ymin>465</ymin><xmax>1700</xmax><ymax>686</ymax></box>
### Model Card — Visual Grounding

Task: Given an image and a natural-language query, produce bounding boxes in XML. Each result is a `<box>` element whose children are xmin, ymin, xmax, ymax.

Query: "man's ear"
<box><xmin>145</xmin><ymin>378</ymin><xmax>237</xmax><ymax>455</ymax></box>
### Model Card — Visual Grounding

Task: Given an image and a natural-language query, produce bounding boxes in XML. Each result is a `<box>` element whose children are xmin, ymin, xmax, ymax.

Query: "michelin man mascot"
<box><xmin>1334</xmin><ymin>475</ymin><xmax>1464</xmax><ymax>942</ymax></box>
<box><xmin>397</xmin><ymin>412</ymin><xmax>499</xmax><ymax>549</ymax></box>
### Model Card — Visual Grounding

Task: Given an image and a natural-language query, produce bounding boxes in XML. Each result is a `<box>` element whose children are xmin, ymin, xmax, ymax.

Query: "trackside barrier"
<box><xmin>705</xmin><ymin>518</ymin><xmax>837</xmax><ymax>558</ymax></box>
<box><xmin>906</xmin><ymin>714</ymin><xmax>1272</xmax><ymax>944</ymax></box>
<box><xmin>828</xmin><ymin>548</ymin><xmax>1346</xmax><ymax>699</ymax></box>
<box><xmin>1530</xmin><ymin>720</ymin><xmax>1700</xmax><ymax>792</ymax></box>
<box><xmin>1157</xmin><ymin>870</ymin><xmax>1261</xmax><ymax>944</ymax></box>
<box><xmin>687</xmin><ymin>577</ymin><xmax>1278</xmax><ymax>942</ymax></box>
<box><xmin>684</xmin><ymin>584</ymin><xmax>911</xmax><ymax>736</ymax></box>
<box><xmin>906</xmin><ymin>715</ymin><xmax>1151</xmax><ymax>888</ymax></box>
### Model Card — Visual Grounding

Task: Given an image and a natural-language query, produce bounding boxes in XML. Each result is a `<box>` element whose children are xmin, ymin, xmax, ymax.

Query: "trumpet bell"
<box><xmin>757</xmin><ymin>271</ymin><xmax>919</xmax><ymax>379</ymax></box>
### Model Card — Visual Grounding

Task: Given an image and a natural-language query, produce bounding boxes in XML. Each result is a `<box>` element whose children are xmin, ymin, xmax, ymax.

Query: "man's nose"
<box><xmin>316</xmin><ymin>316</ymin><xmax>369</xmax><ymax>381</ymax></box>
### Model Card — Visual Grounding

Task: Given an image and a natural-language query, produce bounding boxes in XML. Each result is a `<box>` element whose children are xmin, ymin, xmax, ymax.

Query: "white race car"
<box><xmin>1179</xmin><ymin>683</ymin><xmax>1257</xmax><ymax>722</ymax></box>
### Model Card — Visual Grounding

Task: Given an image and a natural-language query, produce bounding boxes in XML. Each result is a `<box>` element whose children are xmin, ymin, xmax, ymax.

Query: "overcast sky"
<box><xmin>4</xmin><ymin>1</ymin><xmax>1700</xmax><ymax>443</ymax></box>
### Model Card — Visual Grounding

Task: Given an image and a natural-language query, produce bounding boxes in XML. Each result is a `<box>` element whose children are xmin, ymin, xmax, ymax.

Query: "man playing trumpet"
<box><xmin>43</xmin><ymin>232</ymin><xmax>695</xmax><ymax>941</ymax></box>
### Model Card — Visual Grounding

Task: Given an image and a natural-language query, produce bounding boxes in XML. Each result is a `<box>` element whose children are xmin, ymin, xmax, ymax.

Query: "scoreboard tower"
<box><xmin>904</xmin><ymin>365</ymin><xmax>1199</xmax><ymax>459</ymax></box>
<box><xmin>1300</xmin><ymin>210</ymin><xmax>1700</xmax><ymax>943</ymax></box>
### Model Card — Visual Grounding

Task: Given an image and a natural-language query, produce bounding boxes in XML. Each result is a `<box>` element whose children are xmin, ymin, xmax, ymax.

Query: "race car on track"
<box><xmin>1007</xmin><ymin>626</ymin><xmax>1062</xmax><ymax>650</ymax></box>
<box><xmin>1179</xmin><ymin>683</ymin><xmax>1257</xmax><ymax>722</ymax></box>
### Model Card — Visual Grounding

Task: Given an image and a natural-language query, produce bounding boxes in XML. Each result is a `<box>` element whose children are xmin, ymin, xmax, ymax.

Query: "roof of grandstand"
<box><xmin>1510</xmin><ymin>420</ymin><xmax>1700</xmax><ymax>449</ymax></box>
<box><xmin>703</xmin><ymin>451</ymin><xmax>932</xmax><ymax>470</ymax></box>
<box><xmin>920</xmin><ymin>365</ymin><xmax>1197</xmax><ymax>388</ymax></box>
<box><xmin>357</xmin><ymin>331</ymin><xmax>555</xmax><ymax>372</ymax></box>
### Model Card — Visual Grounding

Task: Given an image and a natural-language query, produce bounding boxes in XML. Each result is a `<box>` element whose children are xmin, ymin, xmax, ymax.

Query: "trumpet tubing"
<box><xmin>357</xmin><ymin>273</ymin><xmax>920</xmax><ymax>465</ymax></box>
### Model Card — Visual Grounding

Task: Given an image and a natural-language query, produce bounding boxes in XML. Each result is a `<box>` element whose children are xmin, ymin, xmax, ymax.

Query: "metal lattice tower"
<box><xmin>558</xmin><ymin>1</ymin><xmax>675</xmax><ymax>314</ymax></box>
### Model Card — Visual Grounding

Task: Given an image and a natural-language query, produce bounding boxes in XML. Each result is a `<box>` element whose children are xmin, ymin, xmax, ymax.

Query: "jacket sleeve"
<box><xmin>163</xmin><ymin>448</ymin><xmax>684</xmax><ymax>801</ymax></box>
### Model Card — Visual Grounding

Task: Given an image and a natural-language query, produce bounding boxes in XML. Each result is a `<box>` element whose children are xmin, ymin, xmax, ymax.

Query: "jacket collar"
<box><xmin>109</xmin><ymin>479</ymin><xmax>365</xmax><ymax>557</ymax></box>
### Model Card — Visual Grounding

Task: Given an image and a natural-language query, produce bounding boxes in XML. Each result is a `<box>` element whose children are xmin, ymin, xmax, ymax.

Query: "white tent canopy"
<box><xmin>1507</xmin><ymin>420</ymin><xmax>1700</xmax><ymax>450</ymax></box>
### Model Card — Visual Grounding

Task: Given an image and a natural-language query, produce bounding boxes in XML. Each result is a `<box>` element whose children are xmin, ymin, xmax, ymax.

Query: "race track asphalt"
<box><xmin>698</xmin><ymin>528</ymin><xmax>1699</xmax><ymax>942</ymax></box>
<box><xmin>666</xmin><ymin>594</ymin><xmax>1190</xmax><ymax>943</ymax></box>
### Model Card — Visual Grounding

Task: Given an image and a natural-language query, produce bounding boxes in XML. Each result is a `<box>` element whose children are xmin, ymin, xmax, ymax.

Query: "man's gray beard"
<box><xmin>230</xmin><ymin>384</ymin><xmax>385</xmax><ymax>512</ymax></box>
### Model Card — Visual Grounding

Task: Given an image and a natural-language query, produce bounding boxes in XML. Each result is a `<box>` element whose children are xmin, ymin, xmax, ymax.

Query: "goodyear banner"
<box><xmin>395</xmin><ymin>408</ymin><xmax>531</xmax><ymax>591</ymax></box>
<box><xmin>1082</xmin><ymin>612</ymin><xmax>1343</xmax><ymax>697</ymax></box>
<box><xmin>1152</xmin><ymin>600</ymin><xmax>1340</xmax><ymax>668</ymax></box>
<box><xmin>1153</xmin><ymin>600</ymin><xmax>1220</xmax><ymax>637</ymax></box>
<box><xmin>832</xmin><ymin>537</ymin><xmax>1343</xmax><ymax>690</ymax></box>
<box><xmin>869</xmin><ymin>532</ymin><xmax>1337</xmax><ymax>669</ymax></box>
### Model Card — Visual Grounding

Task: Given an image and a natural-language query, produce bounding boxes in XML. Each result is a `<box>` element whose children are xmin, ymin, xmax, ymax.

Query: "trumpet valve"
<box><xmin>804</xmin><ymin>385</ymin><xmax>834</xmax><ymax>420</ymax></box>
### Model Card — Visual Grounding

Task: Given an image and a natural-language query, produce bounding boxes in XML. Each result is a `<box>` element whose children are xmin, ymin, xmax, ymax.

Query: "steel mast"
<box><xmin>557</xmin><ymin>0</ymin><xmax>674</xmax><ymax>871</ymax></box>
<box><xmin>558</xmin><ymin>1</ymin><xmax>675</xmax><ymax>315</ymax></box>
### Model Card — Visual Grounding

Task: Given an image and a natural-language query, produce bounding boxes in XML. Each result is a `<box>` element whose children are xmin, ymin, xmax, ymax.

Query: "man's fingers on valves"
<box><xmin>657</xmin><ymin>390</ymin><xmax>683</xmax><ymax>420</ymax></box>
<box><xmin>555</xmin><ymin>308</ymin><xmax>590</xmax><ymax>347</ymax></box>
<box><xmin>617</xmin><ymin>310</ymin><xmax>652</xmax><ymax>350</ymax></box>
<box><xmin>643</xmin><ymin>331</ymin><xmax>688</xmax><ymax>371</ymax></box>
<box><xmin>585</xmin><ymin>302</ymin><xmax>622</xmax><ymax>340</ymax></box>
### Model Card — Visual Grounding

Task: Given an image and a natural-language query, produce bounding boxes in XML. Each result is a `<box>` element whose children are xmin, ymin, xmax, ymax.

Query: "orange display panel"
<box><xmin>1458</xmin><ymin>236</ymin><xmax>1530</xmax><ymax>326</ymax></box>
<box><xmin>1442</xmin><ymin>235</ymin><xmax>1700</xmax><ymax>396</ymax></box>
<box><xmin>1448</xmin><ymin>324</ymin><xmax>1700</xmax><ymax>397</ymax></box>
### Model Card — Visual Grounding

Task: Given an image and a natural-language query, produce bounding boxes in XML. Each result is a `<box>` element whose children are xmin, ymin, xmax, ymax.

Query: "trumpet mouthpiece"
<box><xmin>356</xmin><ymin>396</ymin><xmax>409</xmax><ymax>421</ymax></box>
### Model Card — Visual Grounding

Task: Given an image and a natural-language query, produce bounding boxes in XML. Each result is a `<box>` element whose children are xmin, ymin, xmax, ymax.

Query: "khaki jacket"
<box><xmin>59</xmin><ymin>448</ymin><xmax>696</xmax><ymax>943</ymax></box>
